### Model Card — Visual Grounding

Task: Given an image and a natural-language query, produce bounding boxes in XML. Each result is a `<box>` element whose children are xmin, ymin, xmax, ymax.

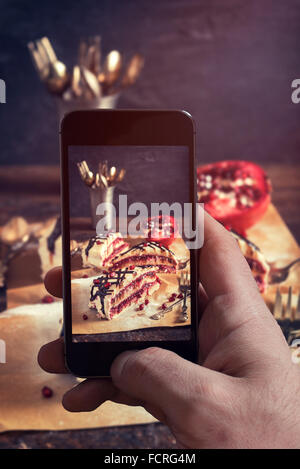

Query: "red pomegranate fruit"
<box><xmin>143</xmin><ymin>215</ymin><xmax>179</xmax><ymax>247</ymax></box>
<box><xmin>197</xmin><ymin>161</ymin><xmax>271</xmax><ymax>232</ymax></box>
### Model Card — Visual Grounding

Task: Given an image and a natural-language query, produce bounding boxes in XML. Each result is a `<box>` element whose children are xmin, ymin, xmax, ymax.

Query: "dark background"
<box><xmin>0</xmin><ymin>0</ymin><xmax>300</xmax><ymax>167</ymax></box>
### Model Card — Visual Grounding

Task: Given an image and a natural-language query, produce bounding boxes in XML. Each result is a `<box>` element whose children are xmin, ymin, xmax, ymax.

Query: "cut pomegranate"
<box><xmin>197</xmin><ymin>161</ymin><xmax>271</xmax><ymax>232</ymax></box>
<box><xmin>143</xmin><ymin>215</ymin><xmax>179</xmax><ymax>247</ymax></box>
<box><xmin>42</xmin><ymin>386</ymin><xmax>53</xmax><ymax>398</ymax></box>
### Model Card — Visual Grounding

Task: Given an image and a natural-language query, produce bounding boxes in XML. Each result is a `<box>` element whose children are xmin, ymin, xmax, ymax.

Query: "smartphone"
<box><xmin>60</xmin><ymin>109</ymin><xmax>199</xmax><ymax>377</ymax></box>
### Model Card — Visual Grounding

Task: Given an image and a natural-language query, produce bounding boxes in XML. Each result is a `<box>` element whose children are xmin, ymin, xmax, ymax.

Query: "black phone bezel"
<box><xmin>60</xmin><ymin>109</ymin><xmax>198</xmax><ymax>377</ymax></box>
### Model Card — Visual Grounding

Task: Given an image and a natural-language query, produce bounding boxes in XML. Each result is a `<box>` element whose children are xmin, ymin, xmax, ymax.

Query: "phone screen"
<box><xmin>67</xmin><ymin>144</ymin><xmax>195</xmax><ymax>344</ymax></box>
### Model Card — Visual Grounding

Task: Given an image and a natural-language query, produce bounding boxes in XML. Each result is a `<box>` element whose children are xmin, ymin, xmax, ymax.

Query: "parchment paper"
<box><xmin>0</xmin><ymin>302</ymin><xmax>156</xmax><ymax>432</ymax></box>
<box><xmin>1</xmin><ymin>204</ymin><xmax>300</xmax><ymax>432</ymax></box>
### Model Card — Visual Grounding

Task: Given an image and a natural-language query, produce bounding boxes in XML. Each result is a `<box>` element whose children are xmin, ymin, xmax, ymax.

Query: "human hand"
<box><xmin>38</xmin><ymin>212</ymin><xmax>300</xmax><ymax>448</ymax></box>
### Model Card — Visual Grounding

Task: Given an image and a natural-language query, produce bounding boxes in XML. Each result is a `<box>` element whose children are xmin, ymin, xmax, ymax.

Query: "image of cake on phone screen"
<box><xmin>68</xmin><ymin>146</ymin><xmax>192</xmax><ymax>343</ymax></box>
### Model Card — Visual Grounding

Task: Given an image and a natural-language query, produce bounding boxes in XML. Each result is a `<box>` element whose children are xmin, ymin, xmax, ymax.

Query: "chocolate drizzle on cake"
<box><xmin>47</xmin><ymin>217</ymin><xmax>61</xmax><ymax>254</ymax></box>
<box><xmin>84</xmin><ymin>235</ymin><xmax>106</xmax><ymax>257</ymax></box>
<box><xmin>110</xmin><ymin>240</ymin><xmax>177</xmax><ymax>273</ymax></box>
<box><xmin>231</xmin><ymin>230</ymin><xmax>260</xmax><ymax>252</ymax></box>
<box><xmin>114</xmin><ymin>241</ymin><xmax>175</xmax><ymax>260</ymax></box>
<box><xmin>90</xmin><ymin>269</ymin><xmax>135</xmax><ymax>315</ymax></box>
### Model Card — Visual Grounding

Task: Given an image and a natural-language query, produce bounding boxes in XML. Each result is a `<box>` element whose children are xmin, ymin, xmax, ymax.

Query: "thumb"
<box><xmin>110</xmin><ymin>347</ymin><xmax>219</xmax><ymax>421</ymax></box>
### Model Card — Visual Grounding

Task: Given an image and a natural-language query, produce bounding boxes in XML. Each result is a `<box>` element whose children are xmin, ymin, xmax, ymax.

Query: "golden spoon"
<box><xmin>119</xmin><ymin>53</ymin><xmax>144</xmax><ymax>88</ymax></box>
<box><xmin>98</xmin><ymin>50</ymin><xmax>122</xmax><ymax>89</ymax></box>
<box><xmin>116</xmin><ymin>168</ymin><xmax>126</xmax><ymax>183</ymax></box>
<box><xmin>39</xmin><ymin>37</ymin><xmax>69</xmax><ymax>94</ymax></box>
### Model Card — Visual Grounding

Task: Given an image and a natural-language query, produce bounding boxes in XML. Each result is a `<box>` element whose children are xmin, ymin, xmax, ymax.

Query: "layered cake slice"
<box><xmin>82</xmin><ymin>232</ymin><xmax>129</xmax><ymax>269</ymax></box>
<box><xmin>231</xmin><ymin>230</ymin><xmax>270</xmax><ymax>293</ymax></box>
<box><xmin>89</xmin><ymin>267</ymin><xmax>161</xmax><ymax>320</ymax></box>
<box><xmin>111</xmin><ymin>241</ymin><xmax>178</xmax><ymax>273</ymax></box>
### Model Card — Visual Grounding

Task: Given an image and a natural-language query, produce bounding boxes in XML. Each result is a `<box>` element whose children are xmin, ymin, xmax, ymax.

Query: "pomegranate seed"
<box><xmin>222</xmin><ymin>169</ymin><xmax>235</xmax><ymax>180</ymax></box>
<box><xmin>130</xmin><ymin>265</ymin><xmax>135</xmax><ymax>270</ymax></box>
<box><xmin>177</xmin><ymin>293</ymin><xmax>184</xmax><ymax>299</ymax></box>
<box><xmin>82</xmin><ymin>314</ymin><xmax>88</xmax><ymax>320</ymax></box>
<box><xmin>235</xmin><ymin>169</ymin><xmax>249</xmax><ymax>179</ymax></box>
<box><xmin>42</xmin><ymin>295</ymin><xmax>54</xmax><ymax>304</ymax></box>
<box><xmin>96</xmin><ymin>240</ymin><xmax>102</xmax><ymax>245</ymax></box>
<box><xmin>82</xmin><ymin>274</ymin><xmax>88</xmax><ymax>278</ymax></box>
<box><xmin>93</xmin><ymin>279</ymin><xmax>100</xmax><ymax>284</ymax></box>
<box><xmin>138</xmin><ymin>304</ymin><xmax>144</xmax><ymax>311</ymax></box>
<box><xmin>145</xmin><ymin>299</ymin><xmax>149</xmax><ymax>305</ymax></box>
<box><xmin>161</xmin><ymin>303</ymin><xmax>166</xmax><ymax>310</ymax></box>
<box><xmin>208</xmin><ymin>168</ymin><xmax>219</xmax><ymax>178</ymax></box>
<box><xmin>207</xmin><ymin>190</ymin><xmax>217</xmax><ymax>201</ymax></box>
<box><xmin>104</xmin><ymin>282</ymin><xmax>110</xmax><ymax>288</ymax></box>
<box><xmin>168</xmin><ymin>296</ymin><xmax>174</xmax><ymax>302</ymax></box>
<box><xmin>213</xmin><ymin>181</ymin><xmax>221</xmax><ymax>190</ymax></box>
<box><xmin>42</xmin><ymin>386</ymin><xmax>53</xmax><ymax>398</ymax></box>
<box><xmin>109</xmin><ymin>272</ymin><xmax>115</xmax><ymax>278</ymax></box>
<box><xmin>222</xmin><ymin>186</ymin><xmax>233</xmax><ymax>193</ymax></box>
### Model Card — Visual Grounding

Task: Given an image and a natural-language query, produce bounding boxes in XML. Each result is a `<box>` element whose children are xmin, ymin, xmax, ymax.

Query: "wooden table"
<box><xmin>1</xmin><ymin>164</ymin><xmax>299</xmax><ymax>241</ymax></box>
<box><xmin>0</xmin><ymin>163</ymin><xmax>299</xmax><ymax>449</ymax></box>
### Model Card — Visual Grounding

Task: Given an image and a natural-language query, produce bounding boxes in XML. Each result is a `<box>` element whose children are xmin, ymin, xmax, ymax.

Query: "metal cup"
<box><xmin>56</xmin><ymin>93</ymin><xmax>120</xmax><ymax>123</ymax></box>
<box><xmin>89</xmin><ymin>185</ymin><xmax>115</xmax><ymax>230</ymax></box>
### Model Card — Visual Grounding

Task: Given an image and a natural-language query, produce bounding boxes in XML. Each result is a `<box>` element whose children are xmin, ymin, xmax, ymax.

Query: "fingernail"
<box><xmin>110</xmin><ymin>350</ymin><xmax>139</xmax><ymax>379</ymax></box>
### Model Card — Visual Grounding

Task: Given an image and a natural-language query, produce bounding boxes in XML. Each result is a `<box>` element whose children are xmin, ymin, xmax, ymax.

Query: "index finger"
<box><xmin>197</xmin><ymin>208</ymin><xmax>285</xmax><ymax>363</ymax></box>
